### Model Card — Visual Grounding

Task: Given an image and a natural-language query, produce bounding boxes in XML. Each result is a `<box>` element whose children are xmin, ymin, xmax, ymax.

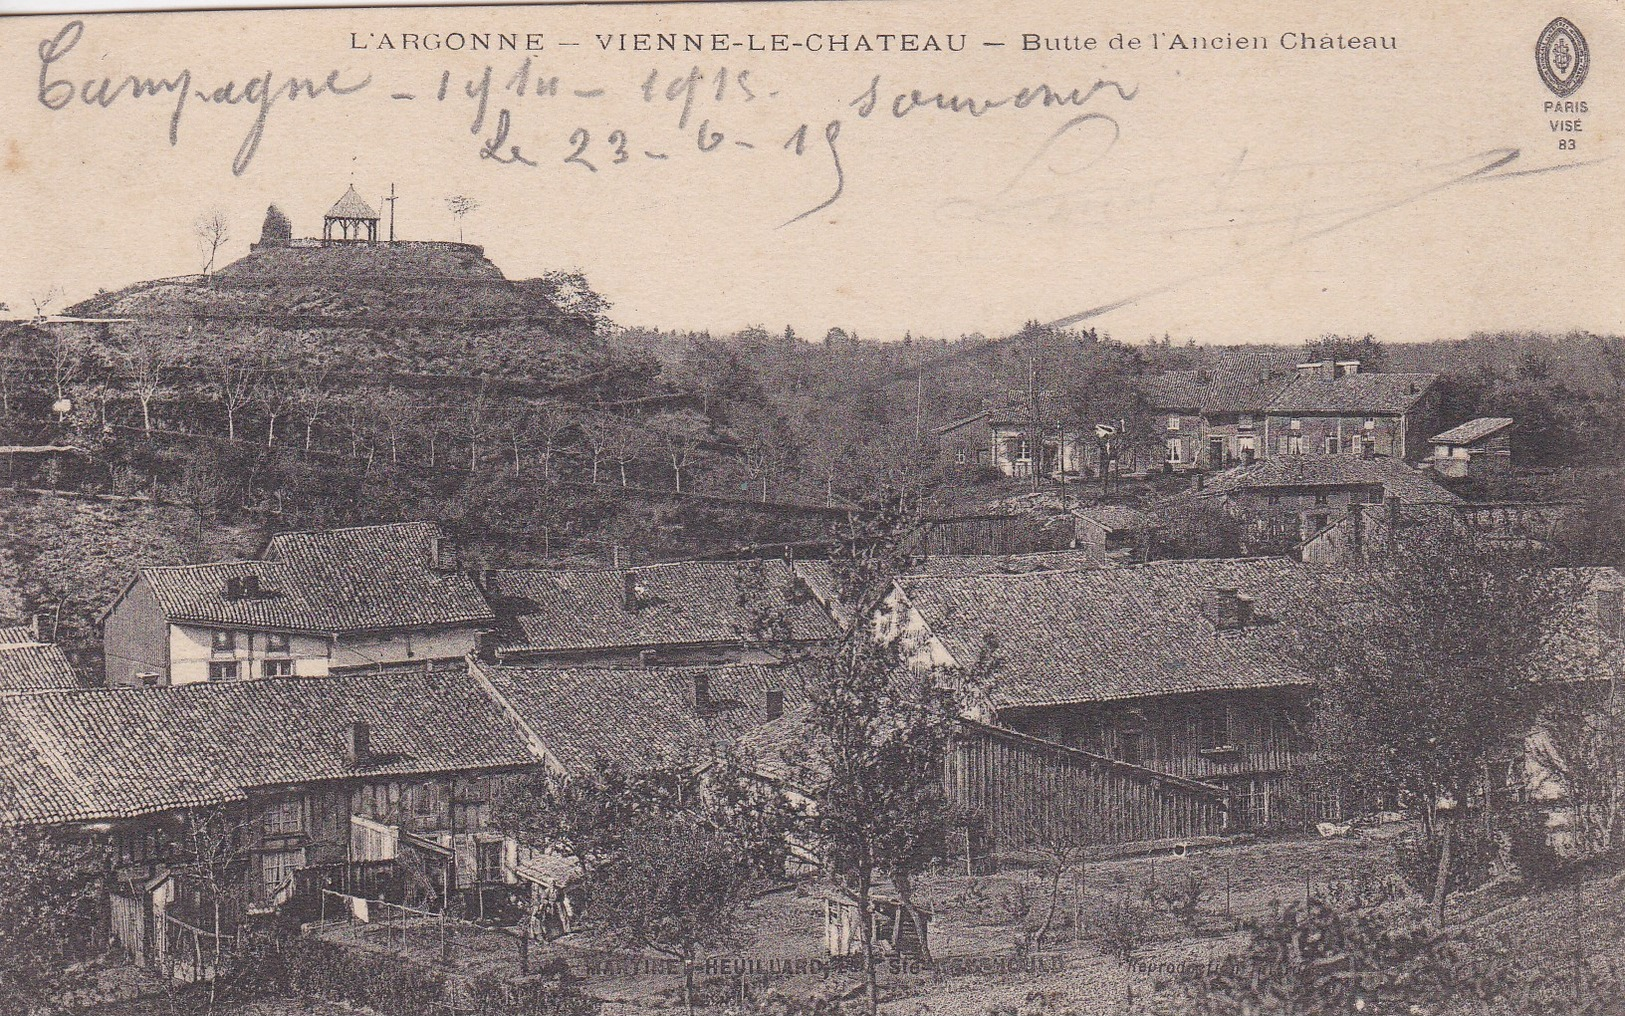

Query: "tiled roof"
<box><xmin>932</xmin><ymin>411</ymin><xmax>992</xmax><ymax>436</ymax></box>
<box><xmin>488</xmin><ymin>560</ymin><xmax>839</xmax><ymax>654</ymax></box>
<box><xmin>1140</xmin><ymin>370</ymin><xmax>1289</xmax><ymax>414</ymax></box>
<box><xmin>0</xmin><ymin>668</ymin><xmax>538</xmax><ymax>825</ymax></box>
<box><xmin>472</xmin><ymin>660</ymin><xmax>811</xmax><ymax>774</ymax></box>
<box><xmin>1199</xmin><ymin>456</ymin><xmax>1462</xmax><ymax>504</ymax></box>
<box><xmin>1266</xmin><ymin>372</ymin><xmax>1436</xmax><ymax>415</ymax></box>
<box><xmin>894</xmin><ymin>558</ymin><xmax>1342</xmax><ymax>708</ymax></box>
<box><xmin>138</xmin><ymin>522</ymin><xmax>495</xmax><ymax>634</ymax></box>
<box><xmin>0</xmin><ymin>628</ymin><xmax>84</xmax><ymax>692</ymax></box>
<box><xmin>325</xmin><ymin>185</ymin><xmax>379</xmax><ymax>220</ymax></box>
<box><xmin>1075</xmin><ymin>505</ymin><xmax>1157</xmax><ymax>533</ymax></box>
<box><xmin>1429</xmin><ymin>417</ymin><xmax>1514</xmax><ymax>445</ymax></box>
<box><xmin>916</xmin><ymin>550</ymin><xmax>1105</xmax><ymax>578</ymax></box>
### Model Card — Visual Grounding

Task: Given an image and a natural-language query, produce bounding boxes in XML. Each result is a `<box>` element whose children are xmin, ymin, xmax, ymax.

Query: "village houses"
<box><xmin>1139</xmin><ymin>366</ymin><xmax>1290</xmax><ymax>470</ymax></box>
<box><xmin>101</xmin><ymin>522</ymin><xmax>496</xmax><ymax>687</ymax></box>
<box><xmin>1262</xmin><ymin>360</ymin><xmax>1439</xmax><ymax>460</ymax></box>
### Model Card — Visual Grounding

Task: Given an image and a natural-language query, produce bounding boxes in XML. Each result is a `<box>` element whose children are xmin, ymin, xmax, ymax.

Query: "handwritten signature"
<box><xmin>36</xmin><ymin>20</ymin><xmax>371</xmax><ymax>176</ymax></box>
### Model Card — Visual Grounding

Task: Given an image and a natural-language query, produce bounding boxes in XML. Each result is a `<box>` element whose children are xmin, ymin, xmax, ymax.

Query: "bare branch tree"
<box><xmin>445</xmin><ymin>195</ymin><xmax>480</xmax><ymax>244</ymax></box>
<box><xmin>194</xmin><ymin>210</ymin><xmax>232</xmax><ymax>276</ymax></box>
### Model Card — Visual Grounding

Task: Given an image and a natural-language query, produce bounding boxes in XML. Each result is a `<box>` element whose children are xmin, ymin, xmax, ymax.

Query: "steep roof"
<box><xmin>1198</xmin><ymin>456</ymin><xmax>1462</xmax><ymax>505</ymax></box>
<box><xmin>1430</xmin><ymin>417</ymin><xmax>1515</xmax><ymax>445</ymax></box>
<box><xmin>1140</xmin><ymin>370</ymin><xmax>1289</xmax><ymax>415</ymax></box>
<box><xmin>136</xmin><ymin>522</ymin><xmax>495</xmax><ymax>634</ymax></box>
<box><xmin>471</xmin><ymin>660</ymin><xmax>811</xmax><ymax>774</ymax></box>
<box><xmin>487</xmin><ymin>559</ymin><xmax>839</xmax><ymax>654</ymax></box>
<box><xmin>0</xmin><ymin>668</ymin><xmax>537</xmax><ymax>825</ymax></box>
<box><xmin>1265</xmin><ymin>372</ymin><xmax>1437</xmax><ymax>415</ymax></box>
<box><xmin>894</xmin><ymin>558</ymin><xmax>1341</xmax><ymax>708</ymax></box>
<box><xmin>325</xmin><ymin>184</ymin><xmax>379</xmax><ymax>221</ymax></box>
<box><xmin>0</xmin><ymin>628</ymin><xmax>83</xmax><ymax>692</ymax></box>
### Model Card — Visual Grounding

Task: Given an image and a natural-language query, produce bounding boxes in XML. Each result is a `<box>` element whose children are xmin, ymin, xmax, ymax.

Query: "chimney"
<box><xmin>624</xmin><ymin>570</ymin><xmax>645</xmax><ymax>610</ymax></box>
<box><xmin>26</xmin><ymin>613</ymin><xmax>41</xmax><ymax>640</ymax></box>
<box><xmin>429</xmin><ymin>535</ymin><xmax>457</xmax><ymax>573</ymax></box>
<box><xmin>1335</xmin><ymin>360</ymin><xmax>1361</xmax><ymax>378</ymax></box>
<box><xmin>1348</xmin><ymin>502</ymin><xmax>1365</xmax><ymax>559</ymax></box>
<box><xmin>224</xmin><ymin>576</ymin><xmax>244</xmax><ymax>600</ymax></box>
<box><xmin>344</xmin><ymin>720</ymin><xmax>371</xmax><ymax>767</ymax></box>
<box><xmin>765</xmin><ymin>688</ymin><xmax>785</xmax><ymax>721</ymax></box>
<box><xmin>1296</xmin><ymin>360</ymin><xmax>1336</xmax><ymax>381</ymax></box>
<box><xmin>692</xmin><ymin>672</ymin><xmax>711</xmax><ymax>714</ymax></box>
<box><xmin>1202</xmin><ymin>586</ymin><xmax>1250</xmax><ymax>630</ymax></box>
<box><xmin>1384</xmin><ymin>491</ymin><xmax>1401</xmax><ymax>531</ymax></box>
<box><xmin>1596</xmin><ymin>588</ymin><xmax>1623</xmax><ymax>636</ymax></box>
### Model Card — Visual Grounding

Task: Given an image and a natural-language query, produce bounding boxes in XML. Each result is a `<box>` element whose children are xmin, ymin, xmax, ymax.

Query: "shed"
<box><xmin>824</xmin><ymin>889</ymin><xmax>931</xmax><ymax>959</ymax></box>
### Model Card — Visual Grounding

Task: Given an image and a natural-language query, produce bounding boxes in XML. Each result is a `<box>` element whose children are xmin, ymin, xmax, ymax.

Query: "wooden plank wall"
<box><xmin>945</xmin><ymin>724</ymin><xmax>1229</xmax><ymax>854</ymax></box>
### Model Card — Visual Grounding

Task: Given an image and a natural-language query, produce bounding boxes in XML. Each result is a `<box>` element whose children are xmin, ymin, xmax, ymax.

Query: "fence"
<box><xmin>947</xmin><ymin>720</ymin><xmax>1232</xmax><ymax>861</ymax></box>
<box><xmin>162</xmin><ymin>913</ymin><xmax>237</xmax><ymax>983</ymax></box>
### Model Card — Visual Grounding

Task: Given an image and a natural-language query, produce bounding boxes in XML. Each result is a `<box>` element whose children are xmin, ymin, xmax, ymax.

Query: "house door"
<box><xmin>1208</xmin><ymin>437</ymin><xmax>1227</xmax><ymax>468</ymax></box>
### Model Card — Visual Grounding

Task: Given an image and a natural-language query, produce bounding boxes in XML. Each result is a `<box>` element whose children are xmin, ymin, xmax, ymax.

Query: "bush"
<box><xmin>1096</xmin><ymin>891</ymin><xmax>1153</xmax><ymax>966</ymax></box>
<box><xmin>1149</xmin><ymin>869</ymin><xmax>1211</xmax><ymax>933</ymax></box>
<box><xmin>1391</xmin><ymin>825</ymin><xmax>1497</xmax><ymax>903</ymax></box>
<box><xmin>1177</xmin><ymin>901</ymin><xmax>1456</xmax><ymax>1015</ymax></box>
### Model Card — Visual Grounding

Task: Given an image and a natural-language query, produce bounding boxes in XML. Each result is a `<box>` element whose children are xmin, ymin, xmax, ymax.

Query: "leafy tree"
<box><xmin>795</xmin><ymin>512</ymin><xmax>971</xmax><ymax>1015</ymax></box>
<box><xmin>0</xmin><ymin>810</ymin><xmax>108</xmax><ymax>1013</ymax></box>
<box><xmin>594</xmin><ymin>812</ymin><xmax>754</xmax><ymax>1015</ymax></box>
<box><xmin>1295</xmin><ymin>530</ymin><xmax>1589</xmax><ymax>925</ymax></box>
<box><xmin>445</xmin><ymin>195</ymin><xmax>480</xmax><ymax>243</ymax></box>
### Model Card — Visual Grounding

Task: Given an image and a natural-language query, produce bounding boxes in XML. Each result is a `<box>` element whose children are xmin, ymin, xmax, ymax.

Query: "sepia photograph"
<box><xmin>0</xmin><ymin>0</ymin><xmax>1622</xmax><ymax>1012</ymax></box>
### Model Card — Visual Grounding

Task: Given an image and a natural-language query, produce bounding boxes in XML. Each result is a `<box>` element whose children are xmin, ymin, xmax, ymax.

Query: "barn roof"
<box><xmin>325</xmin><ymin>184</ymin><xmax>379</xmax><ymax>221</ymax></box>
<box><xmin>486</xmin><ymin>559</ymin><xmax>839</xmax><ymax>654</ymax></box>
<box><xmin>0</xmin><ymin>668</ymin><xmax>537</xmax><ymax>825</ymax></box>
<box><xmin>0</xmin><ymin>628</ymin><xmax>84</xmax><ymax>692</ymax></box>
<box><xmin>1429</xmin><ymin>417</ymin><xmax>1515</xmax><ymax>445</ymax></box>
<box><xmin>1198</xmin><ymin>456</ymin><xmax>1461</xmax><ymax>504</ymax></box>
<box><xmin>135</xmin><ymin>522</ymin><xmax>494</xmax><ymax>634</ymax></box>
<box><xmin>470</xmin><ymin>659</ymin><xmax>811</xmax><ymax>774</ymax></box>
<box><xmin>1265</xmin><ymin>372</ymin><xmax>1437</xmax><ymax>415</ymax></box>
<box><xmin>894</xmin><ymin>558</ymin><xmax>1340</xmax><ymax>708</ymax></box>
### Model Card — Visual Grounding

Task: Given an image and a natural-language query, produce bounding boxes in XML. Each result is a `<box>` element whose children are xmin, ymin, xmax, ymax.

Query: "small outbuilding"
<box><xmin>1428</xmin><ymin>417</ymin><xmax>1514</xmax><ymax>479</ymax></box>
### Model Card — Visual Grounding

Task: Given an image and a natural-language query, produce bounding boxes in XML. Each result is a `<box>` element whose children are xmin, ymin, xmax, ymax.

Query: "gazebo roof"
<box><xmin>325</xmin><ymin>185</ymin><xmax>379</xmax><ymax>221</ymax></box>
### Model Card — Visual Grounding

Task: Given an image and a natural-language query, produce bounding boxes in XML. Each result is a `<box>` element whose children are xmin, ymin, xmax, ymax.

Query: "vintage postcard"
<box><xmin>0</xmin><ymin>1</ymin><xmax>1622</xmax><ymax>1013</ymax></box>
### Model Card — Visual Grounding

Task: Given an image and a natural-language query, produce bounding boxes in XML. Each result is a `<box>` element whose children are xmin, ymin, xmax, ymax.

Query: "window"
<box><xmin>263</xmin><ymin>798</ymin><xmax>304</xmax><ymax>836</ymax></box>
<box><xmin>1289</xmin><ymin>418</ymin><xmax>1302</xmax><ymax>431</ymax></box>
<box><xmin>1288</xmin><ymin>435</ymin><xmax>1306</xmax><ymax>455</ymax></box>
<box><xmin>265</xmin><ymin>632</ymin><xmax>291</xmax><ymax>654</ymax></box>
<box><xmin>1014</xmin><ymin>438</ymin><xmax>1031</xmax><ymax>464</ymax></box>
<box><xmin>1194</xmin><ymin>707</ymin><xmax>1230</xmax><ymax>751</ymax></box>
<box><xmin>208</xmin><ymin>661</ymin><xmax>240</xmax><ymax>682</ymax></box>
<box><xmin>1363</xmin><ymin>418</ymin><xmax>1376</xmax><ymax>430</ymax></box>
<box><xmin>1165</xmin><ymin>438</ymin><xmax>1183</xmax><ymax>464</ymax></box>
<box><xmin>1267</xmin><ymin>494</ymin><xmax>1282</xmax><ymax>506</ymax></box>
<box><xmin>476</xmin><ymin>839</ymin><xmax>504</xmax><ymax>884</ymax></box>
<box><xmin>261</xmin><ymin>849</ymin><xmax>305</xmax><ymax>890</ymax></box>
<box><xmin>1314</xmin><ymin>492</ymin><xmax>1330</xmax><ymax>506</ymax></box>
<box><xmin>1324</xmin><ymin>436</ymin><xmax>1337</xmax><ymax>454</ymax></box>
<box><xmin>1237</xmin><ymin>780</ymin><xmax>1271</xmax><ymax>828</ymax></box>
<box><xmin>1238</xmin><ymin>413</ymin><xmax>1254</xmax><ymax>430</ymax></box>
<box><xmin>954</xmin><ymin>447</ymin><xmax>967</xmax><ymax>466</ymax></box>
<box><xmin>210</xmin><ymin>630</ymin><xmax>236</xmax><ymax>655</ymax></box>
<box><xmin>1167</xmin><ymin>415</ymin><xmax>1181</xmax><ymax>431</ymax></box>
<box><xmin>263</xmin><ymin>659</ymin><xmax>294</xmax><ymax>678</ymax></box>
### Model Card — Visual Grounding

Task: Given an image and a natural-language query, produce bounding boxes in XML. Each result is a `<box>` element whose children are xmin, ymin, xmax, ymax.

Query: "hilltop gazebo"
<box><xmin>322</xmin><ymin>185</ymin><xmax>380</xmax><ymax>243</ymax></box>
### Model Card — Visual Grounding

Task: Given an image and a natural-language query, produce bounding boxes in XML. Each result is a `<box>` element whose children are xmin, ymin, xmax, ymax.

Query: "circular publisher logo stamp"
<box><xmin>1536</xmin><ymin>18</ymin><xmax>1589</xmax><ymax>98</ymax></box>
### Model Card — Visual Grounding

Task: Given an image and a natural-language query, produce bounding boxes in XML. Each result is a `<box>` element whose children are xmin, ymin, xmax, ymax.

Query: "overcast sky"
<box><xmin>3</xmin><ymin>0</ymin><xmax>1621</xmax><ymax>345</ymax></box>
